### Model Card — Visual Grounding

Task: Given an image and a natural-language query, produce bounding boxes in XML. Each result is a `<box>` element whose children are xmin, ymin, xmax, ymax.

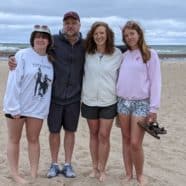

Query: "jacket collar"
<box><xmin>59</xmin><ymin>30</ymin><xmax>82</xmax><ymax>45</ymax></box>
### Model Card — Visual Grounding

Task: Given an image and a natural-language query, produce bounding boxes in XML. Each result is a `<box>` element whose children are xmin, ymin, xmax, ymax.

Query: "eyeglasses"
<box><xmin>34</xmin><ymin>25</ymin><xmax>49</xmax><ymax>30</ymax></box>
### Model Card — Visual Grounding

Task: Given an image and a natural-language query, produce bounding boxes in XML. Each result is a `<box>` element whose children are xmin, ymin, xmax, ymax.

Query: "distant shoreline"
<box><xmin>0</xmin><ymin>51</ymin><xmax>17</xmax><ymax>58</ymax></box>
<box><xmin>158</xmin><ymin>53</ymin><xmax>186</xmax><ymax>59</ymax></box>
<box><xmin>1</xmin><ymin>44</ymin><xmax>186</xmax><ymax>62</ymax></box>
<box><xmin>1</xmin><ymin>49</ymin><xmax>186</xmax><ymax>62</ymax></box>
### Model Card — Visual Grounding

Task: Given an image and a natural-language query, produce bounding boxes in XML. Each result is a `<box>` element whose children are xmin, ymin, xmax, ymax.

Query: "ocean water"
<box><xmin>151</xmin><ymin>45</ymin><xmax>186</xmax><ymax>55</ymax></box>
<box><xmin>151</xmin><ymin>45</ymin><xmax>186</xmax><ymax>62</ymax></box>
<box><xmin>0</xmin><ymin>43</ymin><xmax>186</xmax><ymax>62</ymax></box>
<box><xmin>0</xmin><ymin>43</ymin><xmax>29</xmax><ymax>61</ymax></box>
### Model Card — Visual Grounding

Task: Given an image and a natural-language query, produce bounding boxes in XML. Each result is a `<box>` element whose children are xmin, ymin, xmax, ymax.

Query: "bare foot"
<box><xmin>12</xmin><ymin>175</ymin><xmax>27</xmax><ymax>184</ymax></box>
<box><xmin>121</xmin><ymin>175</ymin><xmax>132</xmax><ymax>183</ymax></box>
<box><xmin>99</xmin><ymin>171</ymin><xmax>106</xmax><ymax>182</ymax></box>
<box><xmin>28</xmin><ymin>173</ymin><xmax>38</xmax><ymax>184</ymax></box>
<box><xmin>31</xmin><ymin>172</ymin><xmax>37</xmax><ymax>179</ymax></box>
<box><xmin>137</xmin><ymin>175</ymin><xmax>148</xmax><ymax>186</ymax></box>
<box><xmin>89</xmin><ymin>168</ymin><xmax>100</xmax><ymax>178</ymax></box>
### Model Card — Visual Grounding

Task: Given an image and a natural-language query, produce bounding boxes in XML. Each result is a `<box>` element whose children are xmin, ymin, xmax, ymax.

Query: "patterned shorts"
<box><xmin>117</xmin><ymin>97</ymin><xmax>150</xmax><ymax>117</ymax></box>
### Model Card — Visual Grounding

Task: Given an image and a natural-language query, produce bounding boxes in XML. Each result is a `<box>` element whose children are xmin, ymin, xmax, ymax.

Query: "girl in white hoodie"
<box><xmin>3</xmin><ymin>25</ymin><xmax>54</xmax><ymax>184</ymax></box>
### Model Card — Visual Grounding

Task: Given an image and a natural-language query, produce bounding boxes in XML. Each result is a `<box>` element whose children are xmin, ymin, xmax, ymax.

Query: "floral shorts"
<box><xmin>117</xmin><ymin>97</ymin><xmax>150</xmax><ymax>117</ymax></box>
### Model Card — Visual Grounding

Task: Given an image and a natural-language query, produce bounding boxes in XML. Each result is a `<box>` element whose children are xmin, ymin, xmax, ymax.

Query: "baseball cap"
<box><xmin>63</xmin><ymin>11</ymin><xmax>80</xmax><ymax>21</ymax></box>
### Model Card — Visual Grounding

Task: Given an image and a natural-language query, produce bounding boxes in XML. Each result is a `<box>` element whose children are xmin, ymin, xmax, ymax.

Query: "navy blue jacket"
<box><xmin>51</xmin><ymin>31</ymin><xmax>85</xmax><ymax>105</ymax></box>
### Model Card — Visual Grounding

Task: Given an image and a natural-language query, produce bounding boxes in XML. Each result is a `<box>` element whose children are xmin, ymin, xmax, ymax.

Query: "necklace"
<box><xmin>97</xmin><ymin>52</ymin><xmax>104</xmax><ymax>61</ymax></box>
<box><xmin>99</xmin><ymin>54</ymin><xmax>104</xmax><ymax>60</ymax></box>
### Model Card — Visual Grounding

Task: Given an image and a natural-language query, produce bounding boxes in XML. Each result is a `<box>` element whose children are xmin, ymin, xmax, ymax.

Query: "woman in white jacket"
<box><xmin>81</xmin><ymin>21</ymin><xmax>122</xmax><ymax>182</ymax></box>
<box><xmin>3</xmin><ymin>25</ymin><xmax>54</xmax><ymax>184</ymax></box>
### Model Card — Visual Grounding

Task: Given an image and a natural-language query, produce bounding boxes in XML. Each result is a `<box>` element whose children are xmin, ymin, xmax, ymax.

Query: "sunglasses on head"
<box><xmin>34</xmin><ymin>25</ymin><xmax>49</xmax><ymax>30</ymax></box>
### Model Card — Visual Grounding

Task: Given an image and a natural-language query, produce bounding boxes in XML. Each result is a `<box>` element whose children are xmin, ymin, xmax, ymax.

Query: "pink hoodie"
<box><xmin>116</xmin><ymin>48</ymin><xmax>161</xmax><ymax>113</ymax></box>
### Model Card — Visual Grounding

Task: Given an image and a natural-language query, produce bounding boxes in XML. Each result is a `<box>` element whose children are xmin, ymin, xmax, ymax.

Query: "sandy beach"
<box><xmin>0</xmin><ymin>61</ymin><xmax>186</xmax><ymax>186</ymax></box>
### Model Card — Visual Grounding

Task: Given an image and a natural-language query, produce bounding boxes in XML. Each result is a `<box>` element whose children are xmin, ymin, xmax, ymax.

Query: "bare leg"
<box><xmin>64</xmin><ymin>130</ymin><xmax>75</xmax><ymax>163</ymax></box>
<box><xmin>49</xmin><ymin>133</ymin><xmax>60</xmax><ymax>163</ymax></box>
<box><xmin>26</xmin><ymin>117</ymin><xmax>43</xmax><ymax>178</ymax></box>
<box><xmin>6</xmin><ymin>118</ymin><xmax>27</xmax><ymax>184</ymax></box>
<box><xmin>119</xmin><ymin>114</ymin><xmax>133</xmax><ymax>182</ymax></box>
<box><xmin>87</xmin><ymin>119</ymin><xmax>99</xmax><ymax>178</ymax></box>
<box><xmin>130</xmin><ymin>116</ymin><xmax>146</xmax><ymax>185</ymax></box>
<box><xmin>98</xmin><ymin>119</ymin><xmax>113</xmax><ymax>182</ymax></box>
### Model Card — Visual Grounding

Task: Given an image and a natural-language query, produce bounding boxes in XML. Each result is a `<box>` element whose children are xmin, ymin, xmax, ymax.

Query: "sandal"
<box><xmin>149</xmin><ymin>122</ymin><xmax>167</xmax><ymax>135</ymax></box>
<box><xmin>137</xmin><ymin>121</ymin><xmax>160</xmax><ymax>139</ymax></box>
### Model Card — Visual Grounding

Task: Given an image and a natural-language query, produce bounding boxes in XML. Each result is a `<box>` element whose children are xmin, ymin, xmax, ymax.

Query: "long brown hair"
<box><xmin>85</xmin><ymin>21</ymin><xmax>115</xmax><ymax>55</ymax></box>
<box><xmin>122</xmin><ymin>21</ymin><xmax>150</xmax><ymax>63</ymax></box>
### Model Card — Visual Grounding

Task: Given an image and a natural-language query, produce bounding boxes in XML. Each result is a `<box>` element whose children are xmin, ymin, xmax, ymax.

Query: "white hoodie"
<box><xmin>3</xmin><ymin>48</ymin><xmax>53</xmax><ymax>119</ymax></box>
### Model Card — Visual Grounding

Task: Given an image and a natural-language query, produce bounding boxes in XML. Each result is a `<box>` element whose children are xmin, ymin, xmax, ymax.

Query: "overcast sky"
<box><xmin>0</xmin><ymin>0</ymin><xmax>186</xmax><ymax>44</ymax></box>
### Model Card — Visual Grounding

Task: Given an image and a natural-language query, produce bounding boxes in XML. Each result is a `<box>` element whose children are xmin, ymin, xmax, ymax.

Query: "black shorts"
<box><xmin>81</xmin><ymin>102</ymin><xmax>117</xmax><ymax>120</ymax></box>
<box><xmin>5</xmin><ymin>113</ymin><xmax>26</xmax><ymax>119</ymax></box>
<box><xmin>47</xmin><ymin>102</ymin><xmax>80</xmax><ymax>133</ymax></box>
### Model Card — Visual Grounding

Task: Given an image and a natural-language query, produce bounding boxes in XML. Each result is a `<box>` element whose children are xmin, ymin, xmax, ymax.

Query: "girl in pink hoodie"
<box><xmin>116</xmin><ymin>21</ymin><xmax>161</xmax><ymax>185</ymax></box>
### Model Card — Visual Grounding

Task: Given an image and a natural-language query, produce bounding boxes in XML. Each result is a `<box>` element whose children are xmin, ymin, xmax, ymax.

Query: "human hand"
<box><xmin>8</xmin><ymin>56</ymin><xmax>17</xmax><ymax>70</ymax></box>
<box><xmin>146</xmin><ymin>112</ymin><xmax>157</xmax><ymax>123</ymax></box>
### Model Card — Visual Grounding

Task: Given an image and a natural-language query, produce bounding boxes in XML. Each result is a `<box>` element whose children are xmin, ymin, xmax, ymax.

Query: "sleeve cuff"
<box><xmin>149</xmin><ymin>107</ymin><xmax>159</xmax><ymax>113</ymax></box>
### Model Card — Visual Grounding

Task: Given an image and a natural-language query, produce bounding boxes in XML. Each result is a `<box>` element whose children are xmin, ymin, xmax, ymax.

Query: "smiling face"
<box><xmin>124</xmin><ymin>28</ymin><xmax>140</xmax><ymax>50</ymax></box>
<box><xmin>33</xmin><ymin>32</ymin><xmax>50</xmax><ymax>52</ymax></box>
<box><xmin>93</xmin><ymin>25</ymin><xmax>107</xmax><ymax>48</ymax></box>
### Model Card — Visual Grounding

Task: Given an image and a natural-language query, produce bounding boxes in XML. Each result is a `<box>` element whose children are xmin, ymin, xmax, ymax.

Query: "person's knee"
<box><xmin>131</xmin><ymin>140</ymin><xmax>141</xmax><ymax>152</ymax></box>
<box><xmin>98</xmin><ymin>131</ymin><xmax>110</xmax><ymax>144</ymax></box>
<box><xmin>49</xmin><ymin>133</ymin><xmax>60</xmax><ymax>141</ymax></box>
<box><xmin>90</xmin><ymin>128</ymin><xmax>99</xmax><ymax>138</ymax></box>
<box><xmin>64</xmin><ymin>130</ymin><xmax>75</xmax><ymax>138</ymax></box>
<box><xmin>50</xmin><ymin>132</ymin><xmax>60</xmax><ymax>137</ymax></box>
<box><xmin>122</xmin><ymin>133</ymin><xmax>131</xmax><ymax>145</ymax></box>
<box><xmin>27</xmin><ymin>135</ymin><xmax>39</xmax><ymax>144</ymax></box>
<box><xmin>8</xmin><ymin>136</ymin><xmax>21</xmax><ymax>145</ymax></box>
